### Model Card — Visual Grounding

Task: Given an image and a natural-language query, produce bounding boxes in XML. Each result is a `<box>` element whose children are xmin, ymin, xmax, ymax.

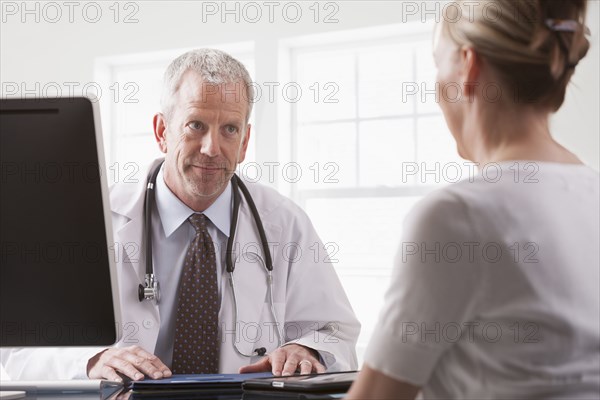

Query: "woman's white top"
<box><xmin>365</xmin><ymin>161</ymin><xmax>600</xmax><ymax>399</ymax></box>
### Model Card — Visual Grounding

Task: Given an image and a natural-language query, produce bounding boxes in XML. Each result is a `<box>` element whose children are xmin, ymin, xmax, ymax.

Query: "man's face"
<box><xmin>154</xmin><ymin>71</ymin><xmax>250</xmax><ymax>211</ymax></box>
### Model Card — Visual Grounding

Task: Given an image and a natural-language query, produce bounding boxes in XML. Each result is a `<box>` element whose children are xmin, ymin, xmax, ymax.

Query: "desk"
<box><xmin>14</xmin><ymin>389</ymin><xmax>347</xmax><ymax>400</ymax></box>
<box><xmin>8</xmin><ymin>394</ymin><xmax>116</xmax><ymax>400</ymax></box>
<box><xmin>6</xmin><ymin>371</ymin><xmax>353</xmax><ymax>400</ymax></box>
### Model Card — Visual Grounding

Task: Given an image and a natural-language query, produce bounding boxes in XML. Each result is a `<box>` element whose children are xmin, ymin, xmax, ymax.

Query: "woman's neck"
<box><xmin>463</xmin><ymin>103</ymin><xmax>583</xmax><ymax>166</ymax></box>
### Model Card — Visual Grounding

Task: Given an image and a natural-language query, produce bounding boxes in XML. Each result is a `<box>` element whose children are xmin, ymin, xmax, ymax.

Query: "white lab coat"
<box><xmin>1</xmin><ymin>159</ymin><xmax>360</xmax><ymax>379</ymax></box>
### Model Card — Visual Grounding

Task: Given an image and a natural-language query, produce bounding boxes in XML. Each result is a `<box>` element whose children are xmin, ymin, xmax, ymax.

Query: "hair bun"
<box><xmin>442</xmin><ymin>0</ymin><xmax>590</xmax><ymax>111</ymax></box>
<box><xmin>535</xmin><ymin>0</ymin><xmax>590</xmax><ymax>79</ymax></box>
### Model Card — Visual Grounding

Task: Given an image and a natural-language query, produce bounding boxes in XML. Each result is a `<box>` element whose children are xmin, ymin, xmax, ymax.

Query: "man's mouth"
<box><xmin>190</xmin><ymin>163</ymin><xmax>227</xmax><ymax>173</ymax></box>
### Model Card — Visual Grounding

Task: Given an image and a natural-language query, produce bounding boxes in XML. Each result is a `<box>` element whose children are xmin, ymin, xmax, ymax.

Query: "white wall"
<box><xmin>1</xmin><ymin>0</ymin><xmax>599</xmax><ymax>170</ymax></box>
<box><xmin>552</xmin><ymin>0</ymin><xmax>600</xmax><ymax>170</ymax></box>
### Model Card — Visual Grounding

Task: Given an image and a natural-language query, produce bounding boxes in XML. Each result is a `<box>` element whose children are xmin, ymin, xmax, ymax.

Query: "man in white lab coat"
<box><xmin>1</xmin><ymin>49</ymin><xmax>359</xmax><ymax>380</ymax></box>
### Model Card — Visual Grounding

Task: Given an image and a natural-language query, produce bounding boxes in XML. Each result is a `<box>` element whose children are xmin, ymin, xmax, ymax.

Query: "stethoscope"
<box><xmin>138</xmin><ymin>161</ymin><xmax>283</xmax><ymax>357</ymax></box>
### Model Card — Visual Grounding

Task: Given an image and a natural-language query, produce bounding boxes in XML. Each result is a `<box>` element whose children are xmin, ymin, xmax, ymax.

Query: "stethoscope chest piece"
<box><xmin>138</xmin><ymin>273</ymin><xmax>160</xmax><ymax>303</ymax></box>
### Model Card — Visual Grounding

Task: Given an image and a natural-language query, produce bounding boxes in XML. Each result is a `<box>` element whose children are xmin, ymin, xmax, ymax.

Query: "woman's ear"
<box><xmin>461</xmin><ymin>47</ymin><xmax>481</xmax><ymax>100</ymax></box>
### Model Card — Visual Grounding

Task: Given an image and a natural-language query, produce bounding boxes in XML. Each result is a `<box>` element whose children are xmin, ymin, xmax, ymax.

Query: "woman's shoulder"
<box><xmin>405</xmin><ymin>161</ymin><xmax>599</xmax><ymax>240</ymax></box>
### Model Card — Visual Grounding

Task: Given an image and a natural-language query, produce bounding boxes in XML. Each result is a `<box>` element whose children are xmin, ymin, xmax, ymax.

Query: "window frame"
<box><xmin>283</xmin><ymin>21</ymin><xmax>441</xmax><ymax>208</ymax></box>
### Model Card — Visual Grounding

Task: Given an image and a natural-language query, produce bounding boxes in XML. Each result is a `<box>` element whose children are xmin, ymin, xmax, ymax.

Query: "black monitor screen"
<box><xmin>0</xmin><ymin>97</ymin><xmax>117</xmax><ymax>346</ymax></box>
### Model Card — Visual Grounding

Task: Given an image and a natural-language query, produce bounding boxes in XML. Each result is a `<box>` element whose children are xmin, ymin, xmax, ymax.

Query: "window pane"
<box><xmin>296</xmin><ymin>122</ymin><xmax>357</xmax><ymax>189</ymax></box>
<box><xmin>338</xmin><ymin>272</ymin><xmax>394</xmax><ymax>366</ymax></box>
<box><xmin>359</xmin><ymin>119</ymin><xmax>415</xmax><ymax>187</ymax></box>
<box><xmin>358</xmin><ymin>44</ymin><xmax>414</xmax><ymax>118</ymax></box>
<box><xmin>415</xmin><ymin>40</ymin><xmax>440</xmax><ymax>115</ymax></box>
<box><xmin>306</xmin><ymin>196</ymin><xmax>422</xmax><ymax>270</ymax></box>
<box><xmin>296</xmin><ymin>50</ymin><xmax>356</xmax><ymax>122</ymax></box>
<box><xmin>114</xmin><ymin>66</ymin><xmax>164</xmax><ymax>135</ymax></box>
<box><xmin>305</xmin><ymin>196</ymin><xmax>422</xmax><ymax>363</ymax></box>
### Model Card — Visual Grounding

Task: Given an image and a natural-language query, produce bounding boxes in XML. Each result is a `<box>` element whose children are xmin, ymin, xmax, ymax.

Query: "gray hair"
<box><xmin>160</xmin><ymin>48</ymin><xmax>255</xmax><ymax>121</ymax></box>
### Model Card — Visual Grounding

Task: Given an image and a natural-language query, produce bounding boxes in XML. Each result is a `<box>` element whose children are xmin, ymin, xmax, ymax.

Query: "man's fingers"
<box><xmin>269</xmin><ymin>351</ymin><xmax>287</xmax><ymax>376</ymax></box>
<box><xmin>161</xmin><ymin>366</ymin><xmax>173</xmax><ymax>378</ymax></box>
<box><xmin>238</xmin><ymin>346</ymin><xmax>326</xmax><ymax>377</ymax></box>
<box><xmin>314</xmin><ymin>361</ymin><xmax>326</xmax><ymax>374</ymax></box>
<box><xmin>120</xmin><ymin>352</ymin><xmax>163</xmax><ymax>380</ymax></box>
<box><xmin>117</xmin><ymin>346</ymin><xmax>171</xmax><ymax>379</ymax></box>
<box><xmin>130</xmin><ymin>346</ymin><xmax>163</xmax><ymax>366</ymax></box>
<box><xmin>130</xmin><ymin>347</ymin><xmax>172</xmax><ymax>377</ymax></box>
<box><xmin>298</xmin><ymin>360</ymin><xmax>313</xmax><ymax>375</ymax></box>
<box><xmin>106</xmin><ymin>356</ymin><xmax>145</xmax><ymax>381</ymax></box>
<box><xmin>101</xmin><ymin>365</ymin><xmax>124</xmax><ymax>383</ymax></box>
<box><xmin>238</xmin><ymin>356</ymin><xmax>271</xmax><ymax>373</ymax></box>
<box><xmin>88</xmin><ymin>347</ymin><xmax>171</xmax><ymax>381</ymax></box>
<box><xmin>281</xmin><ymin>354</ymin><xmax>301</xmax><ymax>376</ymax></box>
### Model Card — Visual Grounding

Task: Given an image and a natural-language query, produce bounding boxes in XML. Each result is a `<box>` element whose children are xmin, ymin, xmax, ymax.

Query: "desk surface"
<box><xmin>14</xmin><ymin>391</ymin><xmax>345</xmax><ymax>400</ymax></box>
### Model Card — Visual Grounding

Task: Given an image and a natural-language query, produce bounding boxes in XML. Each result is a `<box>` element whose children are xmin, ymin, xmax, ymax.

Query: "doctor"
<box><xmin>85</xmin><ymin>48</ymin><xmax>360</xmax><ymax>381</ymax></box>
<box><xmin>1</xmin><ymin>49</ymin><xmax>359</xmax><ymax>381</ymax></box>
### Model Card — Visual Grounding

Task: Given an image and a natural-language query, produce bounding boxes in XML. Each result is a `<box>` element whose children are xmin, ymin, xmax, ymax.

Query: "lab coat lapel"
<box><xmin>115</xmin><ymin>217</ymin><xmax>145</xmax><ymax>284</ymax></box>
<box><xmin>111</xmin><ymin>158</ymin><xmax>163</xmax><ymax>283</ymax></box>
<box><xmin>114</xmin><ymin>216</ymin><xmax>160</xmax><ymax>350</ymax></box>
<box><xmin>111</xmin><ymin>159</ymin><xmax>163</xmax><ymax>351</ymax></box>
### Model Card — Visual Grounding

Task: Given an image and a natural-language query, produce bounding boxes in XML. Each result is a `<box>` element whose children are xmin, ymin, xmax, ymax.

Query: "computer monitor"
<box><xmin>0</xmin><ymin>96</ymin><xmax>120</xmax><ymax>347</ymax></box>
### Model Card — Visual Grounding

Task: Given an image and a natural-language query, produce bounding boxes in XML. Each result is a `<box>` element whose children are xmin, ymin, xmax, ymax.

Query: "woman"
<box><xmin>347</xmin><ymin>0</ymin><xmax>598</xmax><ymax>399</ymax></box>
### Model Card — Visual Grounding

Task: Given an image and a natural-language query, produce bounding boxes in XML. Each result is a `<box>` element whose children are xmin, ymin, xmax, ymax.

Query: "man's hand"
<box><xmin>87</xmin><ymin>345</ymin><xmax>172</xmax><ymax>382</ymax></box>
<box><xmin>238</xmin><ymin>344</ymin><xmax>326</xmax><ymax>376</ymax></box>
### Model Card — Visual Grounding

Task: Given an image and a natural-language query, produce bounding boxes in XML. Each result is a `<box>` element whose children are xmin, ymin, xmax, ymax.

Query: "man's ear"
<box><xmin>153</xmin><ymin>113</ymin><xmax>168</xmax><ymax>153</ymax></box>
<box><xmin>461</xmin><ymin>46</ymin><xmax>481</xmax><ymax>99</ymax></box>
<box><xmin>237</xmin><ymin>124</ymin><xmax>251</xmax><ymax>164</ymax></box>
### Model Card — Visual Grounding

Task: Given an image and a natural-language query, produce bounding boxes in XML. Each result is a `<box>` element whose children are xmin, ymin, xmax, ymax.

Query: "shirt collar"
<box><xmin>155</xmin><ymin>165</ymin><xmax>232</xmax><ymax>238</ymax></box>
<box><xmin>203</xmin><ymin>179</ymin><xmax>232</xmax><ymax>238</ymax></box>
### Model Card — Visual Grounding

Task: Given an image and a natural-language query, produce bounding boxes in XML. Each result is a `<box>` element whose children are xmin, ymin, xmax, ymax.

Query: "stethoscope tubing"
<box><xmin>139</xmin><ymin>161</ymin><xmax>282</xmax><ymax>356</ymax></box>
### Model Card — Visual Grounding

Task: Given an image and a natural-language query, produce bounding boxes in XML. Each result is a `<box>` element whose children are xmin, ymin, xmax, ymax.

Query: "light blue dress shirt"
<box><xmin>151</xmin><ymin>164</ymin><xmax>232</xmax><ymax>367</ymax></box>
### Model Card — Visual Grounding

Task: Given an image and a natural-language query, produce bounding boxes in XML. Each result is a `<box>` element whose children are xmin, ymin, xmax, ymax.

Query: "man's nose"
<box><xmin>200</xmin><ymin>128</ymin><xmax>220</xmax><ymax>157</ymax></box>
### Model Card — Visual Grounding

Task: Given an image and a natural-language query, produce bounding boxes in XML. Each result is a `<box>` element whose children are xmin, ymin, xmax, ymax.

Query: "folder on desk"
<box><xmin>129</xmin><ymin>372</ymin><xmax>273</xmax><ymax>397</ymax></box>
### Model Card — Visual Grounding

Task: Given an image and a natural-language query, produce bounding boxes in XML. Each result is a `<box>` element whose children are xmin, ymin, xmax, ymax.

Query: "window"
<box><xmin>95</xmin><ymin>23</ymin><xmax>466</xmax><ymax>366</ymax></box>
<box><xmin>285</xmin><ymin>22</ymin><xmax>465</xmax><ymax>363</ymax></box>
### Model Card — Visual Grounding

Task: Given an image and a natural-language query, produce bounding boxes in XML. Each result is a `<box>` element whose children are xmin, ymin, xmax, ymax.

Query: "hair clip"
<box><xmin>545</xmin><ymin>19</ymin><xmax>579</xmax><ymax>33</ymax></box>
<box><xmin>544</xmin><ymin>19</ymin><xmax>589</xmax><ymax>70</ymax></box>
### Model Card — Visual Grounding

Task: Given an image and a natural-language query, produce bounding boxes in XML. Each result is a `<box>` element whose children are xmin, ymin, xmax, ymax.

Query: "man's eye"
<box><xmin>225</xmin><ymin>125</ymin><xmax>238</xmax><ymax>135</ymax></box>
<box><xmin>189</xmin><ymin>121</ymin><xmax>203</xmax><ymax>130</ymax></box>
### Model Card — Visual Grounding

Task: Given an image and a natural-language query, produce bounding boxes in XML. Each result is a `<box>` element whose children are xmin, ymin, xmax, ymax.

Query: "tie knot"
<box><xmin>188</xmin><ymin>213</ymin><xmax>207</xmax><ymax>234</ymax></box>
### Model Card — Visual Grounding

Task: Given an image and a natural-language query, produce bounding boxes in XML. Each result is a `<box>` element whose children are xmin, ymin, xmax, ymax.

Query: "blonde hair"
<box><xmin>442</xmin><ymin>0</ymin><xmax>590</xmax><ymax>111</ymax></box>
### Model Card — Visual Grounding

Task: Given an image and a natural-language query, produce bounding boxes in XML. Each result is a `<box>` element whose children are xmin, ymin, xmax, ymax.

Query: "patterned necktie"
<box><xmin>172</xmin><ymin>214</ymin><xmax>220</xmax><ymax>374</ymax></box>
